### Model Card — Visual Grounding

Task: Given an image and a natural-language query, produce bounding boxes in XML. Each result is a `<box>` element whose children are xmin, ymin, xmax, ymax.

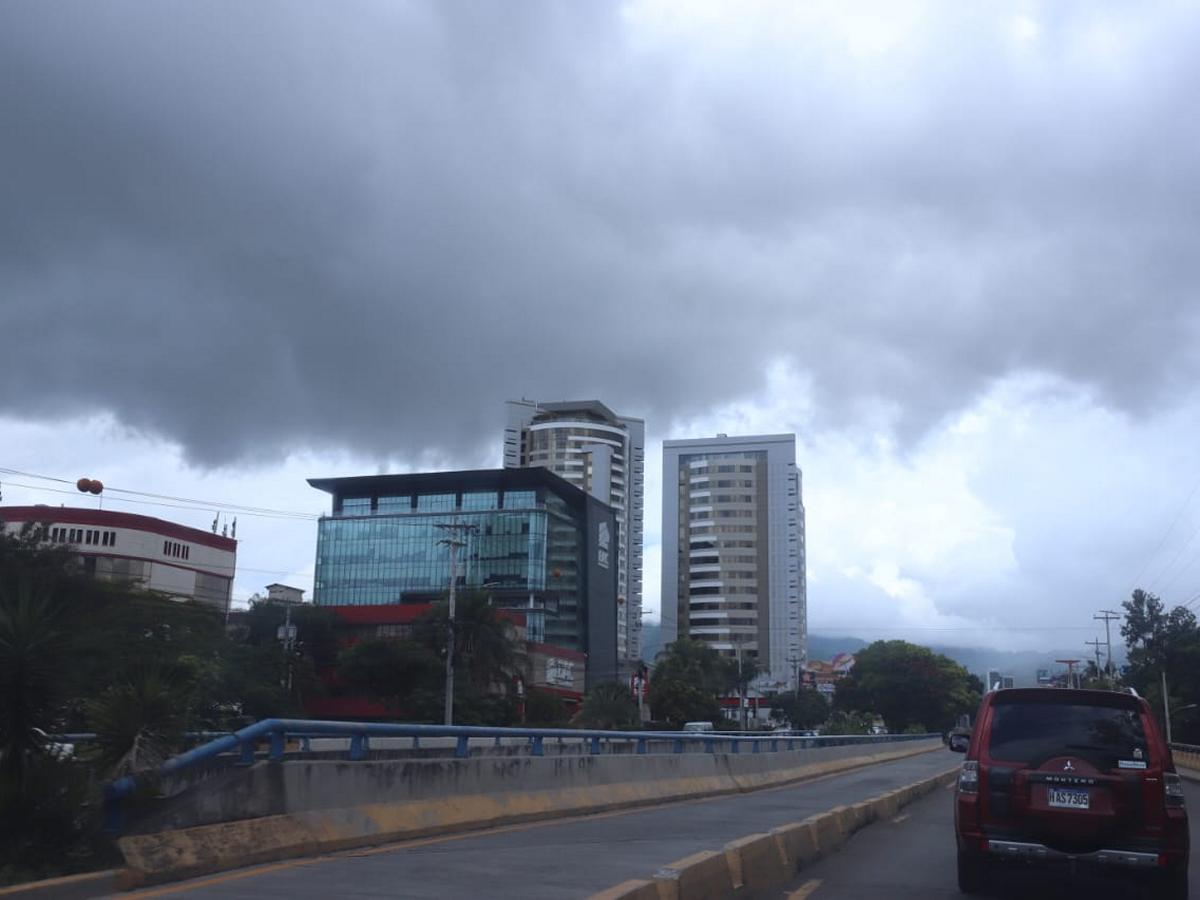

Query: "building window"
<box><xmin>415</xmin><ymin>493</ymin><xmax>456</xmax><ymax>512</ymax></box>
<box><xmin>341</xmin><ymin>497</ymin><xmax>372</xmax><ymax>516</ymax></box>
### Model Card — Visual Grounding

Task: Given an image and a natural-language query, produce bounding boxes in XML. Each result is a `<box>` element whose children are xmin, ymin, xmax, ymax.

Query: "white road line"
<box><xmin>786</xmin><ymin>878</ymin><xmax>822</xmax><ymax>899</ymax></box>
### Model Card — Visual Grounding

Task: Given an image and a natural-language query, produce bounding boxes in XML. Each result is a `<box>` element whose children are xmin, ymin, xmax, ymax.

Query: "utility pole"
<box><xmin>1163</xmin><ymin>669</ymin><xmax>1173</xmax><ymax>744</ymax></box>
<box><xmin>277</xmin><ymin>603</ymin><xmax>298</xmax><ymax>694</ymax></box>
<box><xmin>1085</xmin><ymin>638</ymin><xmax>1104</xmax><ymax>685</ymax></box>
<box><xmin>1055</xmin><ymin>659</ymin><xmax>1082</xmax><ymax>689</ymax></box>
<box><xmin>1095</xmin><ymin>610</ymin><xmax>1120</xmax><ymax>687</ymax></box>
<box><xmin>436</xmin><ymin>522</ymin><xmax>478</xmax><ymax>727</ymax></box>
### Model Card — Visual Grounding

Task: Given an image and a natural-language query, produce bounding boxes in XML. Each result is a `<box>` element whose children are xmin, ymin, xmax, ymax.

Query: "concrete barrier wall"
<box><xmin>118</xmin><ymin>739</ymin><xmax>941</xmax><ymax>888</ymax></box>
<box><xmin>1176</xmin><ymin>748</ymin><xmax>1200</xmax><ymax>778</ymax></box>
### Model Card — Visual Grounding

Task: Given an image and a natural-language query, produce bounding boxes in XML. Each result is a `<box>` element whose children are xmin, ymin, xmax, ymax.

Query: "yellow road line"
<box><xmin>787</xmin><ymin>878</ymin><xmax>822</xmax><ymax>899</ymax></box>
<box><xmin>121</xmin><ymin>860</ymin><xmax>327</xmax><ymax>898</ymax></box>
<box><xmin>0</xmin><ymin>870</ymin><xmax>116</xmax><ymax>896</ymax></box>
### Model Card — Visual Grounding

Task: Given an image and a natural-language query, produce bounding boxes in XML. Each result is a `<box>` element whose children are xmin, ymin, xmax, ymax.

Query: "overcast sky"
<box><xmin>4</xmin><ymin>1</ymin><xmax>1200</xmax><ymax>655</ymax></box>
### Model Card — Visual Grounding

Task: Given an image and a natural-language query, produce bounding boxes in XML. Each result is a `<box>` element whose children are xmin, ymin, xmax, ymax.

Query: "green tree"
<box><xmin>336</xmin><ymin>638</ymin><xmax>443</xmax><ymax>719</ymax></box>
<box><xmin>824</xmin><ymin>710</ymin><xmax>875</xmax><ymax>735</ymax></box>
<box><xmin>647</xmin><ymin>639</ymin><xmax>731</xmax><ymax>728</ymax></box>
<box><xmin>771</xmin><ymin>690</ymin><xmax>829</xmax><ymax>730</ymax></box>
<box><xmin>86</xmin><ymin>668</ymin><xmax>187</xmax><ymax>777</ymax></box>
<box><xmin>0</xmin><ymin>524</ymin><xmax>75</xmax><ymax>788</ymax></box>
<box><xmin>334</xmin><ymin>595</ymin><xmax>526</xmax><ymax>726</ymax></box>
<box><xmin>523</xmin><ymin>688</ymin><xmax>571</xmax><ymax>728</ymax></box>
<box><xmin>414</xmin><ymin>593</ymin><xmax>523</xmax><ymax>692</ymax></box>
<box><xmin>576</xmin><ymin>682</ymin><xmax>640</xmax><ymax>730</ymax></box>
<box><xmin>1121</xmin><ymin>589</ymin><xmax>1200</xmax><ymax>742</ymax></box>
<box><xmin>833</xmin><ymin>640</ymin><xmax>979</xmax><ymax>734</ymax></box>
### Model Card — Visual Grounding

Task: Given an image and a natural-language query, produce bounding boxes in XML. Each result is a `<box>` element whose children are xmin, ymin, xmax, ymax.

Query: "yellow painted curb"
<box><xmin>1175</xmin><ymin>749</ymin><xmax>1200</xmax><ymax>780</ymax></box>
<box><xmin>0</xmin><ymin>870</ymin><xmax>119</xmax><ymax>899</ymax></box>
<box><xmin>723</xmin><ymin>833</ymin><xmax>788</xmax><ymax>896</ymax></box>
<box><xmin>589</xmin><ymin>879</ymin><xmax>662</xmax><ymax>900</ymax></box>
<box><xmin>653</xmin><ymin>850</ymin><xmax>735</xmax><ymax>900</ymax></box>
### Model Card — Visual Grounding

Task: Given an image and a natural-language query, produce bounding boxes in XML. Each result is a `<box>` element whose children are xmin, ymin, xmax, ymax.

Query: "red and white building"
<box><xmin>0</xmin><ymin>505</ymin><xmax>238</xmax><ymax>614</ymax></box>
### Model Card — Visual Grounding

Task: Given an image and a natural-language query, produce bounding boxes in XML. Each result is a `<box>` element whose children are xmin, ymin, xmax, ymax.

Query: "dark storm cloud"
<box><xmin>3</xmin><ymin>1</ymin><xmax>1200</xmax><ymax>464</ymax></box>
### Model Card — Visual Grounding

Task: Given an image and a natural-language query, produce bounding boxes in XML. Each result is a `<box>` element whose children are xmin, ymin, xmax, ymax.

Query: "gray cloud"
<box><xmin>3</xmin><ymin>1</ymin><xmax>1200</xmax><ymax>464</ymax></box>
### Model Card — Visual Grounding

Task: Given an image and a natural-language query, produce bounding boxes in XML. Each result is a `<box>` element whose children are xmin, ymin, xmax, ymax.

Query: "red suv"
<box><xmin>953</xmin><ymin>687</ymin><xmax>1189</xmax><ymax>897</ymax></box>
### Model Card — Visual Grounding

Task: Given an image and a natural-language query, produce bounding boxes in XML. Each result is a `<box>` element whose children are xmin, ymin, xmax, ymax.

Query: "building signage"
<box><xmin>546</xmin><ymin>657</ymin><xmax>575</xmax><ymax>688</ymax></box>
<box><xmin>597</xmin><ymin>521</ymin><xmax>610</xmax><ymax>569</ymax></box>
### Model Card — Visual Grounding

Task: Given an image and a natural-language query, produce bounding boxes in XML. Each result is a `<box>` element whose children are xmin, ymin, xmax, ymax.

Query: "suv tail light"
<box><xmin>1164</xmin><ymin>772</ymin><xmax>1186</xmax><ymax>808</ymax></box>
<box><xmin>958</xmin><ymin>760</ymin><xmax>979</xmax><ymax>794</ymax></box>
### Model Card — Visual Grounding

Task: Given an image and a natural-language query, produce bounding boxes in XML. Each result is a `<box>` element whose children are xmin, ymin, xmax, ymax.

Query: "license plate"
<box><xmin>1048</xmin><ymin>788</ymin><xmax>1089</xmax><ymax>810</ymax></box>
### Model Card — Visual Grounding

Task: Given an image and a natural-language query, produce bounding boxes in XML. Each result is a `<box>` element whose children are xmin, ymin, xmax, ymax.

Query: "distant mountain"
<box><xmin>807</xmin><ymin>634</ymin><xmax>868</xmax><ymax>661</ymax></box>
<box><xmin>809</xmin><ymin>633</ymin><xmax>1124</xmax><ymax>688</ymax></box>
<box><xmin>640</xmin><ymin>619</ymin><xmax>663</xmax><ymax>663</ymax></box>
<box><xmin>643</xmin><ymin>625</ymin><xmax>1116</xmax><ymax>687</ymax></box>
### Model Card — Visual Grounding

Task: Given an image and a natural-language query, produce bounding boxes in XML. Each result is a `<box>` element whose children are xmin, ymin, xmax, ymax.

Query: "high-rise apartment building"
<box><xmin>660</xmin><ymin>434</ymin><xmax>806</xmax><ymax>689</ymax></box>
<box><xmin>504</xmin><ymin>400</ymin><xmax>645</xmax><ymax>665</ymax></box>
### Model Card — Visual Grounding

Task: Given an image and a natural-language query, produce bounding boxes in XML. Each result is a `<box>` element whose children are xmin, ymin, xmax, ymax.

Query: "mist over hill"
<box><xmin>642</xmin><ymin>623</ymin><xmax>1122</xmax><ymax>688</ymax></box>
<box><xmin>808</xmin><ymin>632</ymin><xmax>1125</xmax><ymax>687</ymax></box>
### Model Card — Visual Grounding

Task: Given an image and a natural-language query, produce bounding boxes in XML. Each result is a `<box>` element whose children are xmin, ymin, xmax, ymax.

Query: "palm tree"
<box><xmin>86</xmin><ymin>668</ymin><xmax>186</xmax><ymax>777</ymax></box>
<box><xmin>416</xmin><ymin>593</ymin><xmax>523</xmax><ymax>692</ymax></box>
<box><xmin>0</xmin><ymin>543</ymin><xmax>69</xmax><ymax>790</ymax></box>
<box><xmin>577</xmin><ymin>682</ymin><xmax>640</xmax><ymax>730</ymax></box>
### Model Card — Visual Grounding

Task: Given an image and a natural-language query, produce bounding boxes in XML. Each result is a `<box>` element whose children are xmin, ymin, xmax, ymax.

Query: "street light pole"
<box><xmin>1163</xmin><ymin>669</ymin><xmax>1173</xmax><ymax>744</ymax></box>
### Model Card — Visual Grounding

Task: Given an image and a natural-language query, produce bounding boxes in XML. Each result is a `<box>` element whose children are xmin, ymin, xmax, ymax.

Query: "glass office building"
<box><xmin>308</xmin><ymin>468</ymin><xmax>619</xmax><ymax>685</ymax></box>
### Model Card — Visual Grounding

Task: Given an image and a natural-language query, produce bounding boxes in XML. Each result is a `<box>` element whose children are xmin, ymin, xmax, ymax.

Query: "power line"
<box><xmin>1148</xmin><ymin>515</ymin><xmax>1200</xmax><ymax>594</ymax></box>
<box><xmin>0</xmin><ymin>476</ymin><xmax>319</xmax><ymax>522</ymax></box>
<box><xmin>808</xmin><ymin>624</ymin><xmax>1100</xmax><ymax>632</ymax></box>
<box><xmin>1126</xmin><ymin>468</ymin><xmax>1200</xmax><ymax>594</ymax></box>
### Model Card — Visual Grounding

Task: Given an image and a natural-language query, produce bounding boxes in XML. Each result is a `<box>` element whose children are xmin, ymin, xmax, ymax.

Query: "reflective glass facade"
<box><xmin>313</xmin><ymin>483</ymin><xmax>587</xmax><ymax>650</ymax></box>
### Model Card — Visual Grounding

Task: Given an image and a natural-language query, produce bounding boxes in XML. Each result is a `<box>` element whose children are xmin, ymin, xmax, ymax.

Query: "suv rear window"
<box><xmin>987</xmin><ymin>698</ymin><xmax>1147</xmax><ymax>768</ymax></box>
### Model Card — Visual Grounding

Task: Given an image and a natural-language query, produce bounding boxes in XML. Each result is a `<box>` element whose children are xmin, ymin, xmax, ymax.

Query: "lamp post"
<box><xmin>436</xmin><ymin>522</ymin><xmax>478</xmax><ymax>727</ymax></box>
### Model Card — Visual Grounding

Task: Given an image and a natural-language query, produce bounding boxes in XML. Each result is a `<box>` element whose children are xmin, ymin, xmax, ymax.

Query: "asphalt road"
<box><xmin>120</xmin><ymin>748</ymin><xmax>957</xmax><ymax>899</ymax></box>
<box><xmin>777</xmin><ymin>776</ymin><xmax>1200</xmax><ymax>899</ymax></box>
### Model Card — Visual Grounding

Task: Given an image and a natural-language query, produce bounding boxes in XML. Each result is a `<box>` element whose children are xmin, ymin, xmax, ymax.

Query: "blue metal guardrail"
<box><xmin>100</xmin><ymin>719</ymin><xmax>939</xmax><ymax>831</ymax></box>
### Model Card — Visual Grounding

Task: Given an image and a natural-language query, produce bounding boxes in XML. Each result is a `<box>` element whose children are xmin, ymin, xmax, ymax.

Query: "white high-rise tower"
<box><xmin>660</xmin><ymin>433</ymin><xmax>806</xmax><ymax>689</ymax></box>
<box><xmin>504</xmin><ymin>400</ymin><xmax>645</xmax><ymax>664</ymax></box>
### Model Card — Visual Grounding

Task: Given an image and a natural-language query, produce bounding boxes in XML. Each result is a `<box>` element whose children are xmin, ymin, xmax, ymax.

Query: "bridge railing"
<box><xmin>101</xmin><ymin>719</ymin><xmax>939</xmax><ymax>831</ymax></box>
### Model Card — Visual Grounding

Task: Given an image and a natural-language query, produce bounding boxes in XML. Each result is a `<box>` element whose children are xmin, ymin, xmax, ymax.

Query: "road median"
<box><xmin>589</xmin><ymin>765</ymin><xmax>959</xmax><ymax>900</ymax></box>
<box><xmin>1175</xmin><ymin>747</ymin><xmax>1200</xmax><ymax>780</ymax></box>
<box><xmin>115</xmin><ymin>739</ymin><xmax>941</xmax><ymax>888</ymax></box>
